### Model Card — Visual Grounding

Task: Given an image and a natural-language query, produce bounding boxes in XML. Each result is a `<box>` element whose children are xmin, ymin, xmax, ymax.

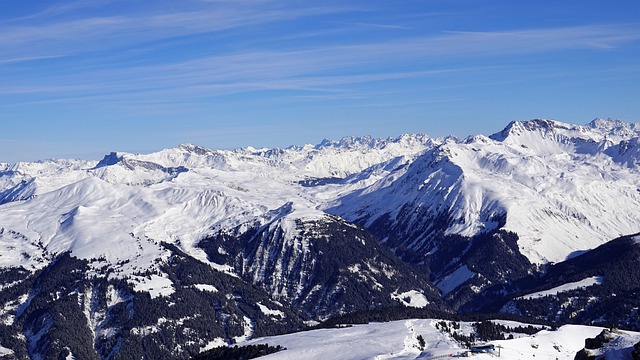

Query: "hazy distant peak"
<box><xmin>176</xmin><ymin>143</ymin><xmax>213</xmax><ymax>155</ymax></box>
<box><xmin>588</xmin><ymin>117</ymin><xmax>628</xmax><ymax>130</ymax></box>
<box><xmin>586</xmin><ymin>117</ymin><xmax>640</xmax><ymax>139</ymax></box>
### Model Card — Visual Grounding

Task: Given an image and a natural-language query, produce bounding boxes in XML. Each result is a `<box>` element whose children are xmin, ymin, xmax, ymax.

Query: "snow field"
<box><xmin>244</xmin><ymin>319</ymin><xmax>639</xmax><ymax>360</ymax></box>
<box><xmin>517</xmin><ymin>276</ymin><xmax>604</xmax><ymax>300</ymax></box>
<box><xmin>391</xmin><ymin>290</ymin><xmax>429</xmax><ymax>308</ymax></box>
<box><xmin>435</xmin><ymin>265</ymin><xmax>476</xmax><ymax>295</ymax></box>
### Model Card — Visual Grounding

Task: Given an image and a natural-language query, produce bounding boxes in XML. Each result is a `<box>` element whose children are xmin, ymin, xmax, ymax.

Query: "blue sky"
<box><xmin>2</xmin><ymin>1</ymin><xmax>639</xmax><ymax>163</ymax></box>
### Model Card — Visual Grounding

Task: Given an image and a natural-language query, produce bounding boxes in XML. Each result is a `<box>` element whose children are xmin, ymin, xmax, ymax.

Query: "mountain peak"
<box><xmin>489</xmin><ymin>118</ymin><xmax>572</xmax><ymax>142</ymax></box>
<box><xmin>94</xmin><ymin>151</ymin><xmax>124</xmax><ymax>168</ymax></box>
<box><xmin>315</xmin><ymin>133</ymin><xmax>433</xmax><ymax>151</ymax></box>
<box><xmin>316</xmin><ymin>135</ymin><xmax>377</xmax><ymax>149</ymax></box>
<box><xmin>586</xmin><ymin>117</ymin><xmax>640</xmax><ymax>139</ymax></box>
<box><xmin>587</xmin><ymin>117</ymin><xmax>627</xmax><ymax>130</ymax></box>
<box><xmin>176</xmin><ymin>143</ymin><xmax>212</xmax><ymax>155</ymax></box>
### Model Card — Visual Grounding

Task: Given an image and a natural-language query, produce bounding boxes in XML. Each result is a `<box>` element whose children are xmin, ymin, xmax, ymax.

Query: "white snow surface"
<box><xmin>435</xmin><ymin>265</ymin><xmax>476</xmax><ymax>295</ymax></box>
<box><xmin>1</xmin><ymin>119</ymin><xmax>639</xmax><ymax>299</ymax></box>
<box><xmin>391</xmin><ymin>290</ymin><xmax>429</xmax><ymax>308</ymax></box>
<box><xmin>244</xmin><ymin>319</ymin><xmax>640</xmax><ymax>360</ymax></box>
<box><xmin>257</xmin><ymin>302</ymin><xmax>285</xmax><ymax>317</ymax></box>
<box><xmin>234</xmin><ymin>316</ymin><xmax>254</xmax><ymax>343</ymax></box>
<box><xmin>200</xmin><ymin>338</ymin><xmax>226</xmax><ymax>352</ymax></box>
<box><xmin>0</xmin><ymin>344</ymin><xmax>13</xmax><ymax>356</ymax></box>
<box><xmin>517</xmin><ymin>276</ymin><xmax>604</xmax><ymax>300</ymax></box>
<box><xmin>193</xmin><ymin>284</ymin><xmax>218</xmax><ymax>293</ymax></box>
<box><xmin>131</xmin><ymin>274</ymin><xmax>175</xmax><ymax>299</ymax></box>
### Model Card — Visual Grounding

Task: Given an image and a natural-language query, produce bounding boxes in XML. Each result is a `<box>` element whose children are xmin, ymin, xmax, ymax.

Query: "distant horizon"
<box><xmin>1</xmin><ymin>116</ymin><xmax>631</xmax><ymax>164</ymax></box>
<box><xmin>2</xmin><ymin>1</ymin><xmax>639</xmax><ymax>163</ymax></box>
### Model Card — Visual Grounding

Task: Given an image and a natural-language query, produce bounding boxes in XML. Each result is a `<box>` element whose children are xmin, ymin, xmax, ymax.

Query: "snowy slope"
<box><xmin>1</xmin><ymin>118</ymin><xmax>639</xmax><ymax>293</ymax></box>
<box><xmin>0</xmin><ymin>133</ymin><xmax>437</xmax><ymax>297</ymax></box>
<box><xmin>516</xmin><ymin>276</ymin><xmax>604</xmax><ymax>300</ymax></box>
<box><xmin>328</xmin><ymin>118</ymin><xmax>640</xmax><ymax>264</ymax></box>
<box><xmin>244</xmin><ymin>319</ymin><xmax>640</xmax><ymax>360</ymax></box>
<box><xmin>0</xmin><ymin>158</ymin><xmax>94</xmax><ymax>204</ymax></box>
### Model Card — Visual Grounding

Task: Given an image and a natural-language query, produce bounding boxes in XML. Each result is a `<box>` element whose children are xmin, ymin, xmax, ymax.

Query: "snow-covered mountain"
<box><xmin>322</xmin><ymin>118</ymin><xmax>640</xmax><ymax>311</ymax></box>
<box><xmin>1</xmin><ymin>118</ymin><xmax>639</xmax><ymax>358</ymax></box>
<box><xmin>4</xmin><ymin>119</ymin><xmax>638</xmax><ymax>270</ymax></box>
<box><xmin>329</xmin><ymin>118</ymin><xmax>640</xmax><ymax>265</ymax></box>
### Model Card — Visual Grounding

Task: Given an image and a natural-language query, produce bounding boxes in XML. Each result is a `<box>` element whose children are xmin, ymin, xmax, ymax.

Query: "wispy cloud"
<box><xmin>7</xmin><ymin>0</ymin><xmax>116</xmax><ymax>22</ymax></box>
<box><xmin>342</xmin><ymin>22</ymin><xmax>411</xmax><ymax>30</ymax></box>
<box><xmin>158</xmin><ymin>25</ymin><xmax>640</xmax><ymax>84</ymax></box>
<box><xmin>0</xmin><ymin>2</ymin><xmax>350</xmax><ymax>61</ymax></box>
<box><xmin>3</xmin><ymin>23</ymin><xmax>639</xmax><ymax>109</ymax></box>
<box><xmin>3</xmin><ymin>0</ymin><xmax>640</xmax><ymax>114</ymax></box>
<box><xmin>337</xmin><ymin>25</ymin><xmax>640</xmax><ymax>60</ymax></box>
<box><xmin>3</xmin><ymin>0</ymin><xmax>638</xmax><ymax>67</ymax></box>
<box><xmin>6</xmin><ymin>0</ymin><xmax>634</xmax><ymax>69</ymax></box>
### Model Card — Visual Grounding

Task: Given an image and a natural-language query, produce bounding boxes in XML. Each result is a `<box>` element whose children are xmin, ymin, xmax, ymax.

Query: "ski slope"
<box><xmin>244</xmin><ymin>319</ymin><xmax>640</xmax><ymax>360</ymax></box>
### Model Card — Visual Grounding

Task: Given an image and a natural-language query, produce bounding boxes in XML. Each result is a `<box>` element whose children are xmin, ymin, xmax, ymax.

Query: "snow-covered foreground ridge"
<box><xmin>516</xmin><ymin>276</ymin><xmax>604</xmax><ymax>300</ymax></box>
<box><xmin>244</xmin><ymin>319</ymin><xmax>640</xmax><ymax>360</ymax></box>
<box><xmin>1</xmin><ymin>117</ymin><xmax>639</xmax><ymax>277</ymax></box>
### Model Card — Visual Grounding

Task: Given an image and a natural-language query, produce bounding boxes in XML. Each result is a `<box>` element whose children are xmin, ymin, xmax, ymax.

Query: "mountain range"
<box><xmin>0</xmin><ymin>118</ymin><xmax>639</xmax><ymax>359</ymax></box>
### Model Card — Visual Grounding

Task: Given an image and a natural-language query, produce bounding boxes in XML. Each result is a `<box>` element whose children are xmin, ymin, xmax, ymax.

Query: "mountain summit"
<box><xmin>0</xmin><ymin>118</ymin><xmax>639</xmax><ymax>358</ymax></box>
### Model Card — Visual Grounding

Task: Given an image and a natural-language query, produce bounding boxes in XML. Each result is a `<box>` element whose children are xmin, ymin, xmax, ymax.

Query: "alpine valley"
<box><xmin>1</xmin><ymin>118</ymin><xmax>640</xmax><ymax>359</ymax></box>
